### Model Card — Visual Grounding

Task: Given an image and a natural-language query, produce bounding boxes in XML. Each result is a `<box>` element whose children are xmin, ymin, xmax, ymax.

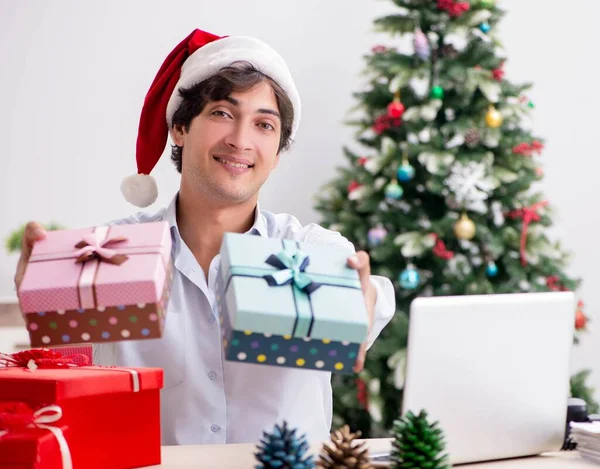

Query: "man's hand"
<box><xmin>347</xmin><ymin>251</ymin><xmax>376</xmax><ymax>373</ymax></box>
<box><xmin>14</xmin><ymin>222</ymin><xmax>47</xmax><ymax>291</ymax></box>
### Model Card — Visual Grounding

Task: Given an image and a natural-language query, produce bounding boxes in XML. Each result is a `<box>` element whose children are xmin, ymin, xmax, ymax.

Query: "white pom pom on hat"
<box><xmin>121</xmin><ymin>28</ymin><xmax>302</xmax><ymax>207</ymax></box>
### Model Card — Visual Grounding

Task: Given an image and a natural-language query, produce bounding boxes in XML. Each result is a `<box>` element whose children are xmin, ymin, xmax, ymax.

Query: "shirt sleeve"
<box><xmin>288</xmin><ymin>221</ymin><xmax>396</xmax><ymax>350</ymax></box>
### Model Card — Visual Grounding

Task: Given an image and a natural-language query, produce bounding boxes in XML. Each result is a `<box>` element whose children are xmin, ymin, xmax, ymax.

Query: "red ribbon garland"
<box><xmin>430</xmin><ymin>234</ymin><xmax>455</xmax><ymax>260</ymax></box>
<box><xmin>505</xmin><ymin>201</ymin><xmax>548</xmax><ymax>267</ymax></box>
<box><xmin>0</xmin><ymin>348</ymin><xmax>89</xmax><ymax>369</ymax></box>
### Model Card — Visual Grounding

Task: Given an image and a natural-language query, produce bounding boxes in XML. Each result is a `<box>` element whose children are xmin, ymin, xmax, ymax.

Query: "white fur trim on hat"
<box><xmin>120</xmin><ymin>173</ymin><xmax>158</xmax><ymax>208</ymax></box>
<box><xmin>166</xmin><ymin>36</ymin><xmax>301</xmax><ymax>139</ymax></box>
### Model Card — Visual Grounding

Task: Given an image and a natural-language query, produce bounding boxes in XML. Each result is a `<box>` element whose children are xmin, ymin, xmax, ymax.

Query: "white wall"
<box><xmin>1</xmin><ymin>1</ymin><xmax>599</xmax><ymax>403</ymax></box>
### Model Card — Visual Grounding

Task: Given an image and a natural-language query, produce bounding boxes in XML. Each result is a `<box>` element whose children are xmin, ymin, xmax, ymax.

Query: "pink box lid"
<box><xmin>18</xmin><ymin>222</ymin><xmax>172</xmax><ymax>314</ymax></box>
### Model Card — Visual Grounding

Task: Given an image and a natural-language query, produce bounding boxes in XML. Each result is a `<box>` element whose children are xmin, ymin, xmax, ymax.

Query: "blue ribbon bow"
<box><xmin>263</xmin><ymin>249</ymin><xmax>321</xmax><ymax>294</ymax></box>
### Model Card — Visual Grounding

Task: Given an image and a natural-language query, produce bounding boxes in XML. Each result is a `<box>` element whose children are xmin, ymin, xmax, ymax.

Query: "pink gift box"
<box><xmin>18</xmin><ymin>222</ymin><xmax>173</xmax><ymax>347</ymax></box>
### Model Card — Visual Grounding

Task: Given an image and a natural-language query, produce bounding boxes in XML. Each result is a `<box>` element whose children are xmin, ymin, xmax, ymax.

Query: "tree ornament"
<box><xmin>440</xmin><ymin>44</ymin><xmax>458</xmax><ymax>58</ymax></box>
<box><xmin>347</xmin><ymin>180</ymin><xmax>361</xmax><ymax>194</ymax></box>
<box><xmin>399</xmin><ymin>264</ymin><xmax>420</xmax><ymax>290</ymax></box>
<box><xmin>367</xmin><ymin>225</ymin><xmax>388</xmax><ymax>247</ymax></box>
<box><xmin>454</xmin><ymin>213</ymin><xmax>476</xmax><ymax>240</ymax></box>
<box><xmin>432</xmin><ymin>236</ymin><xmax>455</xmax><ymax>260</ymax></box>
<box><xmin>397</xmin><ymin>154</ymin><xmax>415</xmax><ymax>182</ymax></box>
<box><xmin>464</xmin><ymin>128</ymin><xmax>481</xmax><ymax>148</ymax></box>
<box><xmin>387</xmin><ymin>92</ymin><xmax>406</xmax><ymax>119</ymax></box>
<box><xmin>414</xmin><ymin>28</ymin><xmax>431</xmax><ymax>60</ymax></box>
<box><xmin>385</xmin><ymin>180</ymin><xmax>404</xmax><ymax>201</ymax></box>
<box><xmin>316</xmin><ymin>425</ymin><xmax>371</xmax><ymax>469</ymax></box>
<box><xmin>492</xmin><ymin>66</ymin><xmax>504</xmax><ymax>81</ymax></box>
<box><xmin>479</xmin><ymin>22</ymin><xmax>491</xmax><ymax>33</ymax></box>
<box><xmin>486</xmin><ymin>261</ymin><xmax>499</xmax><ymax>277</ymax></box>
<box><xmin>255</xmin><ymin>421</ymin><xmax>315</xmax><ymax>469</ymax></box>
<box><xmin>430</xmin><ymin>86</ymin><xmax>445</xmax><ymax>100</ymax></box>
<box><xmin>575</xmin><ymin>301</ymin><xmax>587</xmax><ymax>330</ymax></box>
<box><xmin>485</xmin><ymin>105</ymin><xmax>503</xmax><ymax>128</ymax></box>
<box><xmin>391</xmin><ymin>410</ymin><xmax>450</xmax><ymax>469</ymax></box>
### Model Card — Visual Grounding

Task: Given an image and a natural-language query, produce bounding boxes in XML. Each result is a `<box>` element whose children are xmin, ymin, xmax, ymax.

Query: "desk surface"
<box><xmin>149</xmin><ymin>439</ymin><xmax>596</xmax><ymax>468</ymax></box>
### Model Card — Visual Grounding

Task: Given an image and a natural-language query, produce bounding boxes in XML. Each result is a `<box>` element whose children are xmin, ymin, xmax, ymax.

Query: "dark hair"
<box><xmin>170</xmin><ymin>61</ymin><xmax>294</xmax><ymax>173</ymax></box>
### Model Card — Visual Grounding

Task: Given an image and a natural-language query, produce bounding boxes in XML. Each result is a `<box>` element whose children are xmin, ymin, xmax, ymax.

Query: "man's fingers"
<box><xmin>22</xmin><ymin>222</ymin><xmax>47</xmax><ymax>255</ymax></box>
<box><xmin>348</xmin><ymin>251</ymin><xmax>371</xmax><ymax>292</ymax></box>
<box><xmin>14</xmin><ymin>222</ymin><xmax>46</xmax><ymax>290</ymax></box>
<box><xmin>354</xmin><ymin>341</ymin><xmax>367</xmax><ymax>373</ymax></box>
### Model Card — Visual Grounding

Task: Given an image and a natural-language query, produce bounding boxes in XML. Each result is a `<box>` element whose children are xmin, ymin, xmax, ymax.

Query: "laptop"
<box><xmin>395</xmin><ymin>291</ymin><xmax>576</xmax><ymax>465</ymax></box>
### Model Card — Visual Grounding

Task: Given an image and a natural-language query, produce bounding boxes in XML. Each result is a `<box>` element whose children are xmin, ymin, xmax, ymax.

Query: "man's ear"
<box><xmin>170</xmin><ymin>124</ymin><xmax>186</xmax><ymax>147</ymax></box>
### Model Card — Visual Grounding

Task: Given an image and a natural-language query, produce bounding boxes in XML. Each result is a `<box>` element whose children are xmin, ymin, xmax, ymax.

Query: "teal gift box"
<box><xmin>217</xmin><ymin>232</ymin><xmax>369</xmax><ymax>374</ymax></box>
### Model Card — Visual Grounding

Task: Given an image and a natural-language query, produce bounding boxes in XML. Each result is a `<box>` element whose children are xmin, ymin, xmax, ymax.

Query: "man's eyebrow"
<box><xmin>224</xmin><ymin>96</ymin><xmax>281</xmax><ymax>120</ymax></box>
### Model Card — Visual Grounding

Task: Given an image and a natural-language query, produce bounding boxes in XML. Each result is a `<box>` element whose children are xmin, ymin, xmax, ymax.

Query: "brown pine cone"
<box><xmin>440</xmin><ymin>44</ymin><xmax>458</xmax><ymax>58</ymax></box>
<box><xmin>464</xmin><ymin>128</ymin><xmax>481</xmax><ymax>148</ymax></box>
<box><xmin>317</xmin><ymin>425</ymin><xmax>372</xmax><ymax>469</ymax></box>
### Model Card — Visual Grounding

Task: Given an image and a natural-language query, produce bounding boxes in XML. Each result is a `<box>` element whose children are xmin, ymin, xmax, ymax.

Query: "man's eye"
<box><xmin>259</xmin><ymin>122</ymin><xmax>275</xmax><ymax>131</ymax></box>
<box><xmin>212</xmin><ymin>110</ymin><xmax>230</xmax><ymax>118</ymax></box>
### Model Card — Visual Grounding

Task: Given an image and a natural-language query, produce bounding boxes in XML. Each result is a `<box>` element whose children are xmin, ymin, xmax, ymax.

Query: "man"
<box><xmin>14</xmin><ymin>29</ymin><xmax>395</xmax><ymax>445</ymax></box>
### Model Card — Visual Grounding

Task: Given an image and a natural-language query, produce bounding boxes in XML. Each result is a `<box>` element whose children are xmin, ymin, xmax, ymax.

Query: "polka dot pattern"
<box><xmin>223</xmin><ymin>329</ymin><xmax>359</xmax><ymax>374</ymax></box>
<box><xmin>23</xmin><ymin>279</ymin><xmax>171</xmax><ymax>347</ymax></box>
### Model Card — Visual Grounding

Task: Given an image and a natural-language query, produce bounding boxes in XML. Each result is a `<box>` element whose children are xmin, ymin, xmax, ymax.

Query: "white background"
<box><xmin>1</xmin><ymin>1</ymin><xmax>598</xmax><ymax>403</ymax></box>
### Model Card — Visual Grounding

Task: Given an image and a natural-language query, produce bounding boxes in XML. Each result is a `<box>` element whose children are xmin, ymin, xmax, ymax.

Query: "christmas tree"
<box><xmin>315</xmin><ymin>0</ymin><xmax>595</xmax><ymax>437</ymax></box>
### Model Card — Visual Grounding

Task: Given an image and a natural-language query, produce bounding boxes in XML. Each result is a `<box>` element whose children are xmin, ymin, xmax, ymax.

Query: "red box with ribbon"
<box><xmin>0</xmin><ymin>402</ymin><xmax>71</xmax><ymax>469</ymax></box>
<box><xmin>17</xmin><ymin>221</ymin><xmax>173</xmax><ymax>347</ymax></box>
<box><xmin>0</xmin><ymin>349</ymin><xmax>163</xmax><ymax>469</ymax></box>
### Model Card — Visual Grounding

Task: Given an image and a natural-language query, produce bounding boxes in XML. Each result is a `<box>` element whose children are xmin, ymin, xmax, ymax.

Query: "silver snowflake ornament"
<box><xmin>445</xmin><ymin>161</ymin><xmax>496</xmax><ymax>214</ymax></box>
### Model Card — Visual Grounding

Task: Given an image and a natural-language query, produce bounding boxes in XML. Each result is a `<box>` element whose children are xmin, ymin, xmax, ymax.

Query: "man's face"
<box><xmin>173</xmin><ymin>81</ymin><xmax>282</xmax><ymax>204</ymax></box>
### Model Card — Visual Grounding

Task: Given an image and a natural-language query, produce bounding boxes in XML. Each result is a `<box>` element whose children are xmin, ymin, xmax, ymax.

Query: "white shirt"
<box><xmin>93</xmin><ymin>193</ymin><xmax>395</xmax><ymax>445</ymax></box>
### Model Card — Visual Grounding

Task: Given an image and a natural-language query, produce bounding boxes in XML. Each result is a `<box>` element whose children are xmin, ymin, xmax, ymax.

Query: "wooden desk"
<box><xmin>149</xmin><ymin>439</ymin><xmax>596</xmax><ymax>468</ymax></box>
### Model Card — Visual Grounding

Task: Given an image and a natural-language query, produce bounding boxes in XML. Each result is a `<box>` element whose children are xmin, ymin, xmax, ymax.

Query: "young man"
<box><xmin>14</xmin><ymin>29</ymin><xmax>395</xmax><ymax>445</ymax></box>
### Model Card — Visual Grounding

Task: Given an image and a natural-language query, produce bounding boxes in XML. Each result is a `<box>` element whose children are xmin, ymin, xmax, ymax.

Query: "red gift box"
<box><xmin>0</xmin><ymin>350</ymin><xmax>163</xmax><ymax>469</ymax></box>
<box><xmin>0</xmin><ymin>402</ymin><xmax>71</xmax><ymax>469</ymax></box>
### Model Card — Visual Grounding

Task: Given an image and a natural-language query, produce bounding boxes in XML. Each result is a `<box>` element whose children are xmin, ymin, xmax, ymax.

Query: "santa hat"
<box><xmin>121</xmin><ymin>28</ymin><xmax>301</xmax><ymax>207</ymax></box>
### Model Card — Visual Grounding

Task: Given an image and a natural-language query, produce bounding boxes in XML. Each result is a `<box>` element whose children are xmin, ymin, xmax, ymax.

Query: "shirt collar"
<box><xmin>162</xmin><ymin>192</ymin><xmax>268</xmax><ymax>239</ymax></box>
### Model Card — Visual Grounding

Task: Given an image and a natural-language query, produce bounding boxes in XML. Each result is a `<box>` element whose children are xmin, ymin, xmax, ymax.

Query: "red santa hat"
<box><xmin>121</xmin><ymin>28</ymin><xmax>301</xmax><ymax>207</ymax></box>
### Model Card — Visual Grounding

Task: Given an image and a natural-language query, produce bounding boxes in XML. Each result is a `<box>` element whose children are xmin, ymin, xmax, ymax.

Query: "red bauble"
<box><xmin>387</xmin><ymin>100</ymin><xmax>405</xmax><ymax>119</ymax></box>
<box><xmin>492</xmin><ymin>67</ymin><xmax>505</xmax><ymax>81</ymax></box>
<box><xmin>357</xmin><ymin>157</ymin><xmax>369</xmax><ymax>166</ymax></box>
<box><xmin>347</xmin><ymin>180</ymin><xmax>361</xmax><ymax>193</ymax></box>
<box><xmin>575</xmin><ymin>308</ymin><xmax>587</xmax><ymax>330</ymax></box>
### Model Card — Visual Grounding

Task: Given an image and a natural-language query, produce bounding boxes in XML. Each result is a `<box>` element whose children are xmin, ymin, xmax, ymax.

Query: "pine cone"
<box><xmin>464</xmin><ymin>128</ymin><xmax>480</xmax><ymax>148</ymax></box>
<box><xmin>255</xmin><ymin>421</ymin><xmax>315</xmax><ymax>469</ymax></box>
<box><xmin>391</xmin><ymin>410</ymin><xmax>450</xmax><ymax>469</ymax></box>
<box><xmin>317</xmin><ymin>425</ymin><xmax>372</xmax><ymax>469</ymax></box>
<box><xmin>440</xmin><ymin>44</ymin><xmax>458</xmax><ymax>58</ymax></box>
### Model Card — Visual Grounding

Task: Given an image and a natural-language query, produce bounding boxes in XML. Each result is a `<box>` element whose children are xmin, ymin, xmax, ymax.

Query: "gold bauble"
<box><xmin>485</xmin><ymin>105</ymin><xmax>503</xmax><ymax>128</ymax></box>
<box><xmin>454</xmin><ymin>213</ymin><xmax>476</xmax><ymax>240</ymax></box>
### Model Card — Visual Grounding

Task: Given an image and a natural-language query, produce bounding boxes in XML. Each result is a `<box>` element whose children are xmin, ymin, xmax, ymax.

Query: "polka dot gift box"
<box><xmin>17</xmin><ymin>222</ymin><xmax>173</xmax><ymax>347</ymax></box>
<box><xmin>217</xmin><ymin>233</ymin><xmax>369</xmax><ymax>374</ymax></box>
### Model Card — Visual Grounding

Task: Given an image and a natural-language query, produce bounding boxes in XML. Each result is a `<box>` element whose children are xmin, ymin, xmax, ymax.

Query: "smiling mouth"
<box><xmin>213</xmin><ymin>156</ymin><xmax>254</xmax><ymax>169</ymax></box>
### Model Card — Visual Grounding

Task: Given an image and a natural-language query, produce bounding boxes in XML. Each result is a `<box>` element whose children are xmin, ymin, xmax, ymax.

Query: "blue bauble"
<box><xmin>397</xmin><ymin>163</ymin><xmax>415</xmax><ymax>182</ymax></box>
<box><xmin>385</xmin><ymin>182</ymin><xmax>404</xmax><ymax>200</ymax></box>
<box><xmin>486</xmin><ymin>261</ymin><xmax>499</xmax><ymax>277</ymax></box>
<box><xmin>480</xmin><ymin>22</ymin><xmax>491</xmax><ymax>33</ymax></box>
<box><xmin>399</xmin><ymin>267</ymin><xmax>421</xmax><ymax>289</ymax></box>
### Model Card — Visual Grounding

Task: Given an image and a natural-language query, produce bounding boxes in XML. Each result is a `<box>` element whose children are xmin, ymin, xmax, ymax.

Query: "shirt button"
<box><xmin>211</xmin><ymin>424</ymin><xmax>220</xmax><ymax>433</ymax></box>
<box><xmin>208</xmin><ymin>371</ymin><xmax>217</xmax><ymax>380</ymax></box>
<box><xmin>208</xmin><ymin>315</ymin><xmax>216</xmax><ymax>323</ymax></box>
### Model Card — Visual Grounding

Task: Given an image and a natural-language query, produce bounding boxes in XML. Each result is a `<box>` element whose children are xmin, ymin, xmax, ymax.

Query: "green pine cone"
<box><xmin>391</xmin><ymin>410</ymin><xmax>451</xmax><ymax>469</ymax></box>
